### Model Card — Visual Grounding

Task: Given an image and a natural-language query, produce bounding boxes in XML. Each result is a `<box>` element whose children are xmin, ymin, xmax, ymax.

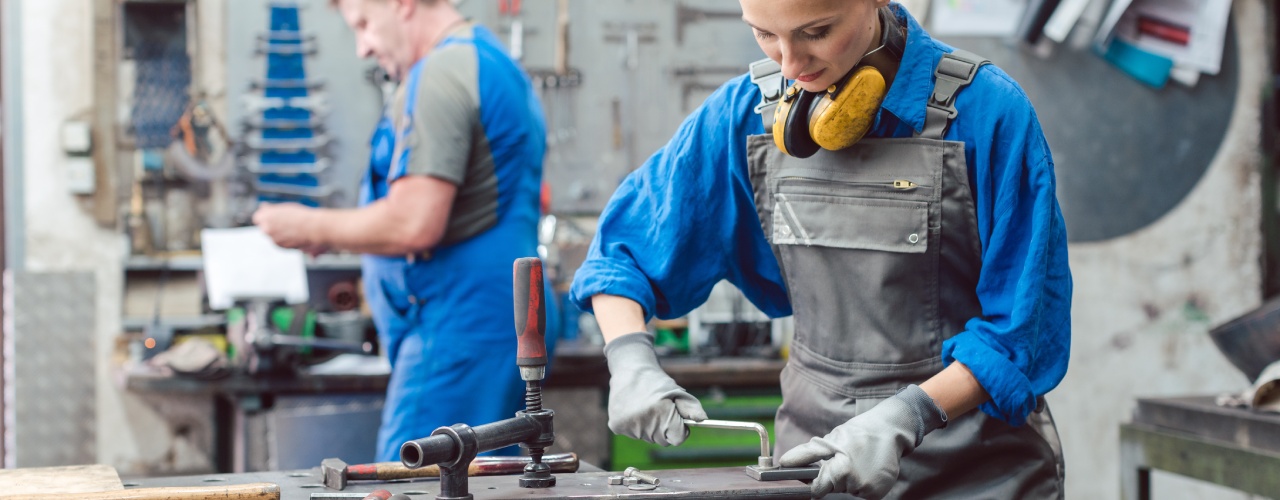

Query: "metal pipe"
<box><xmin>684</xmin><ymin>419</ymin><xmax>774</xmax><ymax>469</ymax></box>
<box><xmin>401</xmin><ymin>415</ymin><xmax>541</xmax><ymax>469</ymax></box>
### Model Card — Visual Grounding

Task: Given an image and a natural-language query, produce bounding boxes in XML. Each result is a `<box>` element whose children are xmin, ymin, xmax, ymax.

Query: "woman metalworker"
<box><xmin>571</xmin><ymin>0</ymin><xmax>1070</xmax><ymax>498</ymax></box>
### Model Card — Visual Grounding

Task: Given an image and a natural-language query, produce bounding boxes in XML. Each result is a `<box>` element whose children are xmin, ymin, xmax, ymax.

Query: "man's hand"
<box><xmin>604</xmin><ymin>332</ymin><xmax>707</xmax><ymax>446</ymax></box>
<box><xmin>252</xmin><ymin>202</ymin><xmax>319</xmax><ymax>249</ymax></box>
<box><xmin>778</xmin><ymin>385</ymin><xmax>947</xmax><ymax>499</ymax></box>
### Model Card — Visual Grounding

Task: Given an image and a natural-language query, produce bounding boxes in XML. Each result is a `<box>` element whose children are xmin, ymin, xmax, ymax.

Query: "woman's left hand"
<box><xmin>778</xmin><ymin>385</ymin><xmax>947</xmax><ymax>499</ymax></box>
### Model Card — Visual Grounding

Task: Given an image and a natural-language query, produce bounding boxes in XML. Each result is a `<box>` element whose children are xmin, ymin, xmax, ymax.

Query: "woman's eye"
<box><xmin>754</xmin><ymin>29</ymin><xmax>776</xmax><ymax>40</ymax></box>
<box><xmin>802</xmin><ymin>27</ymin><xmax>831</xmax><ymax>41</ymax></box>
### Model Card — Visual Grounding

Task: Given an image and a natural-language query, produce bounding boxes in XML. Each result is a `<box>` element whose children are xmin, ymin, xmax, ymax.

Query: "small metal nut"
<box><xmin>623</xmin><ymin>477</ymin><xmax>639</xmax><ymax>485</ymax></box>
<box><xmin>607</xmin><ymin>476</ymin><xmax>624</xmax><ymax>485</ymax></box>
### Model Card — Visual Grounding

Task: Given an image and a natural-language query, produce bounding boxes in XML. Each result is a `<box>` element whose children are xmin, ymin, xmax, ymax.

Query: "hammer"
<box><xmin>321</xmin><ymin>453</ymin><xmax>578</xmax><ymax>490</ymax></box>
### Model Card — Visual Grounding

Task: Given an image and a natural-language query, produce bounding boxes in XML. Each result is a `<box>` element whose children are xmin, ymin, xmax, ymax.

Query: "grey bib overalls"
<box><xmin>747</xmin><ymin>51</ymin><xmax>1064</xmax><ymax>499</ymax></box>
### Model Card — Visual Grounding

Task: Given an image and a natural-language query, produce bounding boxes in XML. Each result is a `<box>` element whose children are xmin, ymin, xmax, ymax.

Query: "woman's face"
<box><xmin>740</xmin><ymin>0</ymin><xmax>889</xmax><ymax>92</ymax></box>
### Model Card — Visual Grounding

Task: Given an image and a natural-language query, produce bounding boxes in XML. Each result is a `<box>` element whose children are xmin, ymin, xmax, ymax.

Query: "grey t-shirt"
<box><xmin>388</xmin><ymin>26</ymin><xmax>501</xmax><ymax>245</ymax></box>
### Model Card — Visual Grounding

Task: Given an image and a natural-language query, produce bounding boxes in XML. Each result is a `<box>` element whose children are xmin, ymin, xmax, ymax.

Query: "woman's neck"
<box><xmin>861</xmin><ymin>9</ymin><xmax>903</xmax><ymax>90</ymax></box>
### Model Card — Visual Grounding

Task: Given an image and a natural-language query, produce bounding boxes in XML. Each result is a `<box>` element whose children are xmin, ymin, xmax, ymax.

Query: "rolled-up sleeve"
<box><xmin>570</xmin><ymin>76</ymin><xmax>791</xmax><ymax>321</ymax></box>
<box><xmin>942</xmin><ymin>76</ymin><xmax>1072</xmax><ymax>425</ymax></box>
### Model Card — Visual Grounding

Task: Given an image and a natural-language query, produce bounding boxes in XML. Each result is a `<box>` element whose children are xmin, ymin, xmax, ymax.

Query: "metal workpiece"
<box><xmin>309</xmin><ymin>493</ymin><xmax>393</xmax><ymax>500</ymax></box>
<box><xmin>683</xmin><ymin>419</ymin><xmax>776</xmax><ymax>469</ymax></box>
<box><xmin>746</xmin><ymin>465</ymin><xmax>821</xmax><ymax>482</ymax></box>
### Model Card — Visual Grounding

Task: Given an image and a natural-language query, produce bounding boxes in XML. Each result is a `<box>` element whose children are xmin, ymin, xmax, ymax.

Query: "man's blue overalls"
<box><xmin>359</xmin><ymin>35</ymin><xmax>556</xmax><ymax>461</ymax></box>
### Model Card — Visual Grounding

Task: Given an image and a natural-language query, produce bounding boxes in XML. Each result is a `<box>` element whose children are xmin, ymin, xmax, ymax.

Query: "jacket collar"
<box><xmin>878</xmin><ymin>3</ymin><xmax>948</xmax><ymax>135</ymax></box>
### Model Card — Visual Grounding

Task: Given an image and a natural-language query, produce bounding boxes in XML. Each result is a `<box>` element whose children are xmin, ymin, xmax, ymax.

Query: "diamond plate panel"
<box><xmin>543</xmin><ymin>387</ymin><xmax>608</xmax><ymax>468</ymax></box>
<box><xmin>3</xmin><ymin>271</ymin><xmax>97</xmax><ymax>467</ymax></box>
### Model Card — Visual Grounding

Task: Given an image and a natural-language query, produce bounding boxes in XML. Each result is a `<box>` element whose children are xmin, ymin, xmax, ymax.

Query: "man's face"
<box><xmin>740</xmin><ymin>0</ymin><xmax>888</xmax><ymax>93</ymax></box>
<box><xmin>338</xmin><ymin>0</ymin><xmax>414</xmax><ymax>80</ymax></box>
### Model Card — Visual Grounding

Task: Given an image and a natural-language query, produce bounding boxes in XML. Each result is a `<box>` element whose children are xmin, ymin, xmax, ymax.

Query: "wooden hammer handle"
<box><xmin>2</xmin><ymin>482</ymin><xmax>280</xmax><ymax>500</ymax></box>
<box><xmin>361</xmin><ymin>452</ymin><xmax>578</xmax><ymax>481</ymax></box>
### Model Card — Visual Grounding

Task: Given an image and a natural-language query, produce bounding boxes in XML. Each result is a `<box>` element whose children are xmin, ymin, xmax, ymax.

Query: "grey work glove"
<box><xmin>604</xmin><ymin>332</ymin><xmax>708</xmax><ymax>446</ymax></box>
<box><xmin>778</xmin><ymin>385</ymin><xmax>947</xmax><ymax>499</ymax></box>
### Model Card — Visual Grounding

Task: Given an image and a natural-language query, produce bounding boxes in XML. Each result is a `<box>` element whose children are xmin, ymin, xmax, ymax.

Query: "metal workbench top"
<box><xmin>1121</xmin><ymin>396</ymin><xmax>1280</xmax><ymax>499</ymax></box>
<box><xmin>123</xmin><ymin>466</ymin><xmax>811</xmax><ymax>499</ymax></box>
<box><xmin>1130</xmin><ymin>396</ymin><xmax>1280</xmax><ymax>453</ymax></box>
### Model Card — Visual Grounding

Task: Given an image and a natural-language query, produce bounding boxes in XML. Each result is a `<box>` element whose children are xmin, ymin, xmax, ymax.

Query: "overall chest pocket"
<box><xmin>769</xmin><ymin>180</ymin><xmax>942</xmax><ymax>366</ymax></box>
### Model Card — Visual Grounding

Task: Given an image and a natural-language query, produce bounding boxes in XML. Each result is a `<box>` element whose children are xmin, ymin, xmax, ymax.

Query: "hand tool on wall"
<box><xmin>321</xmin><ymin>453</ymin><xmax>579</xmax><ymax>490</ymax></box>
<box><xmin>397</xmin><ymin>257</ymin><xmax>558</xmax><ymax>500</ymax></box>
<box><xmin>681</xmin><ymin>419</ymin><xmax>820</xmax><ymax>482</ymax></box>
<box><xmin>1</xmin><ymin>482</ymin><xmax>280</xmax><ymax>500</ymax></box>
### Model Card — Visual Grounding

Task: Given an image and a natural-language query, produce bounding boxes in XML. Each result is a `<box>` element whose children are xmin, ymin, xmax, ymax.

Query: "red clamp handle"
<box><xmin>513</xmin><ymin>257</ymin><xmax>548</xmax><ymax>367</ymax></box>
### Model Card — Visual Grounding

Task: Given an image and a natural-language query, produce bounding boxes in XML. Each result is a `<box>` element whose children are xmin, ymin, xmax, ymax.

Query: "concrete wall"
<box><xmin>1052</xmin><ymin>1</ymin><xmax>1270</xmax><ymax>498</ymax></box>
<box><xmin>12</xmin><ymin>0</ymin><xmax>227</xmax><ymax>475</ymax></box>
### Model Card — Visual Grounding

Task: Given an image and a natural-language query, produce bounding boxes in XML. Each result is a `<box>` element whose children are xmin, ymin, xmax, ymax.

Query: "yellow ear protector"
<box><xmin>772</xmin><ymin>8</ymin><xmax>905</xmax><ymax>159</ymax></box>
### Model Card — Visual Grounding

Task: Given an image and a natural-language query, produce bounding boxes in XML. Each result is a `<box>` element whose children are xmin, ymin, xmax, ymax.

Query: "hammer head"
<box><xmin>321</xmin><ymin>457</ymin><xmax>349</xmax><ymax>490</ymax></box>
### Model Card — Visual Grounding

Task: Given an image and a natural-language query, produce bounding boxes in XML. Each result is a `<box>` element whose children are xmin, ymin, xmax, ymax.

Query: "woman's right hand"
<box><xmin>604</xmin><ymin>332</ymin><xmax>707</xmax><ymax>446</ymax></box>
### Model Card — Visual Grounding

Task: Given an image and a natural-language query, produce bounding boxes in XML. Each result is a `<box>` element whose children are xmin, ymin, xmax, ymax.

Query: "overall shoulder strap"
<box><xmin>749</xmin><ymin>57</ymin><xmax>785</xmax><ymax>129</ymax></box>
<box><xmin>919</xmin><ymin>49</ymin><xmax>989</xmax><ymax>140</ymax></box>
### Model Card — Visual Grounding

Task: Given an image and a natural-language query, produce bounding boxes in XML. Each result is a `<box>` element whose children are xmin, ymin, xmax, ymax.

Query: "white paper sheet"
<box><xmin>1139</xmin><ymin>0</ymin><xmax>1231</xmax><ymax>75</ymax></box>
<box><xmin>931</xmin><ymin>0</ymin><xmax>1029</xmax><ymax>36</ymax></box>
<box><xmin>201</xmin><ymin>227</ymin><xmax>309</xmax><ymax>310</ymax></box>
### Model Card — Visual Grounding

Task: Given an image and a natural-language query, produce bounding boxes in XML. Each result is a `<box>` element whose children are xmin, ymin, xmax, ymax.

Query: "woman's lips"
<box><xmin>796</xmin><ymin>69</ymin><xmax>825</xmax><ymax>83</ymax></box>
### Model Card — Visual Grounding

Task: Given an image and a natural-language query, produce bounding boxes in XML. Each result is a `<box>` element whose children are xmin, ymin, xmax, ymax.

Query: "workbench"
<box><xmin>1120</xmin><ymin>396</ymin><xmax>1280</xmax><ymax>499</ymax></box>
<box><xmin>120</xmin><ymin>465</ymin><xmax>811</xmax><ymax>499</ymax></box>
<box><xmin>124</xmin><ymin>341</ymin><xmax>786</xmax><ymax>473</ymax></box>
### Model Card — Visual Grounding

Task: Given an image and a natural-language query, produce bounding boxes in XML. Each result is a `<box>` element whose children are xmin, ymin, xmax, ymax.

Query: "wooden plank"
<box><xmin>0</xmin><ymin>464</ymin><xmax>123</xmax><ymax>496</ymax></box>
